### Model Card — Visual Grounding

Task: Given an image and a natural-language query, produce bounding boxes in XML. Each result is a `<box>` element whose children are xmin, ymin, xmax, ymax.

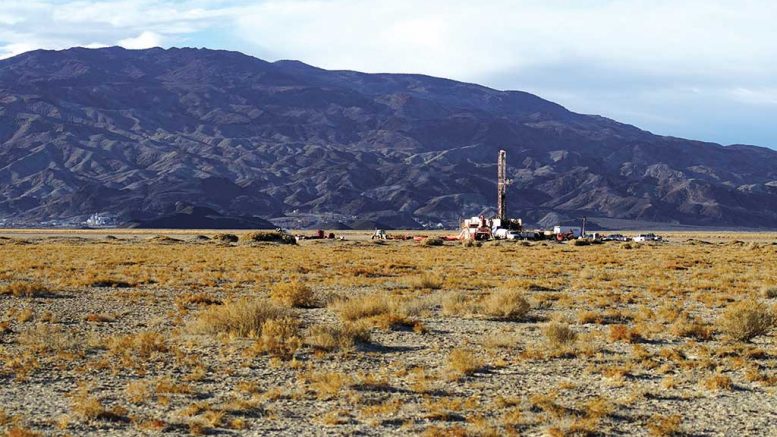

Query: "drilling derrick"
<box><xmin>497</xmin><ymin>149</ymin><xmax>507</xmax><ymax>221</ymax></box>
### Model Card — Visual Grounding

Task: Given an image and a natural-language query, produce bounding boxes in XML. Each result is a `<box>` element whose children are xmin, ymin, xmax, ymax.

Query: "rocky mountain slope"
<box><xmin>1</xmin><ymin>46</ymin><xmax>776</xmax><ymax>228</ymax></box>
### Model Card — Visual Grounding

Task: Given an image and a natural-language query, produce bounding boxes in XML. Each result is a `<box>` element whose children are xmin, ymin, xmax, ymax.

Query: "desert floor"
<box><xmin>0</xmin><ymin>230</ymin><xmax>776</xmax><ymax>436</ymax></box>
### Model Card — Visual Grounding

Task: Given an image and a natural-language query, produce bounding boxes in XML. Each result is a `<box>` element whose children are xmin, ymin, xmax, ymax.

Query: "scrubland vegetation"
<box><xmin>0</xmin><ymin>231</ymin><xmax>776</xmax><ymax>435</ymax></box>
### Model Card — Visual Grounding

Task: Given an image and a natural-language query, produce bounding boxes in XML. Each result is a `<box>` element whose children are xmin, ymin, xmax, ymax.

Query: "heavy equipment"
<box><xmin>459</xmin><ymin>149</ymin><xmax>523</xmax><ymax>241</ymax></box>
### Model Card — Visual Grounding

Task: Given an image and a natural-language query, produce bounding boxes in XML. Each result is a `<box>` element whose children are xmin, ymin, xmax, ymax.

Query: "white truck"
<box><xmin>553</xmin><ymin>226</ymin><xmax>582</xmax><ymax>238</ymax></box>
<box><xmin>633</xmin><ymin>233</ymin><xmax>662</xmax><ymax>242</ymax></box>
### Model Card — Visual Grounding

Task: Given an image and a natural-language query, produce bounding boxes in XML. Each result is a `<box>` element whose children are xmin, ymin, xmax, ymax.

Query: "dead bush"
<box><xmin>241</xmin><ymin>231</ymin><xmax>296</xmax><ymax>245</ymax></box>
<box><xmin>422</xmin><ymin>237</ymin><xmax>444</xmax><ymax>246</ymax></box>
<box><xmin>306</xmin><ymin>322</ymin><xmax>371</xmax><ymax>352</ymax></box>
<box><xmin>480</xmin><ymin>289</ymin><xmax>530</xmax><ymax>320</ymax></box>
<box><xmin>69</xmin><ymin>386</ymin><xmax>126</xmax><ymax>422</ymax></box>
<box><xmin>331</xmin><ymin>293</ymin><xmax>415</xmax><ymax>330</ymax></box>
<box><xmin>189</xmin><ymin>298</ymin><xmax>292</xmax><ymax>338</ymax></box>
<box><xmin>176</xmin><ymin>293</ymin><xmax>222</xmax><ymax>307</ymax></box>
<box><xmin>762</xmin><ymin>286</ymin><xmax>777</xmax><ymax>299</ymax></box>
<box><xmin>718</xmin><ymin>300</ymin><xmax>775</xmax><ymax>342</ymax></box>
<box><xmin>107</xmin><ymin>331</ymin><xmax>167</xmax><ymax>361</ymax></box>
<box><xmin>254</xmin><ymin>317</ymin><xmax>302</xmax><ymax>359</ymax></box>
<box><xmin>407</xmin><ymin>274</ymin><xmax>443</xmax><ymax>290</ymax></box>
<box><xmin>89</xmin><ymin>279</ymin><xmax>133</xmax><ymax>288</ymax></box>
<box><xmin>702</xmin><ymin>373</ymin><xmax>734</xmax><ymax>391</ymax></box>
<box><xmin>647</xmin><ymin>414</ymin><xmax>682</xmax><ymax>436</ymax></box>
<box><xmin>671</xmin><ymin>316</ymin><xmax>713</xmax><ymax>341</ymax></box>
<box><xmin>333</xmin><ymin>293</ymin><xmax>391</xmax><ymax>321</ymax></box>
<box><xmin>609</xmin><ymin>325</ymin><xmax>642</xmax><ymax>343</ymax></box>
<box><xmin>308</xmin><ymin>371</ymin><xmax>352</xmax><ymax>400</ymax></box>
<box><xmin>447</xmin><ymin>348</ymin><xmax>482</xmax><ymax>377</ymax></box>
<box><xmin>84</xmin><ymin>313</ymin><xmax>115</xmax><ymax>324</ymax></box>
<box><xmin>0</xmin><ymin>282</ymin><xmax>52</xmax><ymax>298</ymax></box>
<box><xmin>213</xmin><ymin>234</ymin><xmax>238</xmax><ymax>243</ymax></box>
<box><xmin>18</xmin><ymin>323</ymin><xmax>80</xmax><ymax>353</ymax></box>
<box><xmin>544</xmin><ymin>323</ymin><xmax>578</xmax><ymax>349</ymax></box>
<box><xmin>442</xmin><ymin>292</ymin><xmax>471</xmax><ymax>316</ymax></box>
<box><xmin>270</xmin><ymin>282</ymin><xmax>315</xmax><ymax>308</ymax></box>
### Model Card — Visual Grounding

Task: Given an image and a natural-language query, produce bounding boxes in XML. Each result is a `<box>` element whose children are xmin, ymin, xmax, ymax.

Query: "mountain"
<box><xmin>1</xmin><ymin>46</ymin><xmax>776</xmax><ymax>229</ymax></box>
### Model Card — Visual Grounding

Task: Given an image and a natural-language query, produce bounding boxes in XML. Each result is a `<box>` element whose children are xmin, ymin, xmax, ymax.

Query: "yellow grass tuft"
<box><xmin>647</xmin><ymin>414</ymin><xmax>682</xmax><ymax>436</ymax></box>
<box><xmin>544</xmin><ymin>323</ymin><xmax>578</xmax><ymax>350</ymax></box>
<box><xmin>306</xmin><ymin>322</ymin><xmax>371</xmax><ymax>352</ymax></box>
<box><xmin>0</xmin><ymin>282</ymin><xmax>52</xmax><ymax>298</ymax></box>
<box><xmin>270</xmin><ymin>281</ymin><xmax>315</xmax><ymax>308</ymax></box>
<box><xmin>480</xmin><ymin>289</ymin><xmax>530</xmax><ymax>320</ymax></box>
<box><xmin>407</xmin><ymin>274</ymin><xmax>443</xmax><ymax>290</ymax></box>
<box><xmin>609</xmin><ymin>324</ymin><xmax>642</xmax><ymax>343</ymax></box>
<box><xmin>702</xmin><ymin>373</ymin><xmax>734</xmax><ymax>391</ymax></box>
<box><xmin>447</xmin><ymin>348</ymin><xmax>482</xmax><ymax>377</ymax></box>
<box><xmin>189</xmin><ymin>298</ymin><xmax>292</xmax><ymax>338</ymax></box>
<box><xmin>253</xmin><ymin>317</ymin><xmax>302</xmax><ymax>359</ymax></box>
<box><xmin>718</xmin><ymin>300</ymin><xmax>775</xmax><ymax>342</ymax></box>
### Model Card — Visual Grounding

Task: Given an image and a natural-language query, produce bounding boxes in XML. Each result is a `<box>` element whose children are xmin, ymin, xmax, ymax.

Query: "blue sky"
<box><xmin>2</xmin><ymin>0</ymin><xmax>777</xmax><ymax>149</ymax></box>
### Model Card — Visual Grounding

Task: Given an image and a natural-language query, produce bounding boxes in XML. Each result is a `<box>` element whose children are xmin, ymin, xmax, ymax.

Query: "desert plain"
<box><xmin>0</xmin><ymin>230</ymin><xmax>776</xmax><ymax>436</ymax></box>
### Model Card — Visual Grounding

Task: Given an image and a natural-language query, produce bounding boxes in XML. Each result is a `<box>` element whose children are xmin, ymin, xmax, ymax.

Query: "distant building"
<box><xmin>85</xmin><ymin>213</ymin><xmax>119</xmax><ymax>227</ymax></box>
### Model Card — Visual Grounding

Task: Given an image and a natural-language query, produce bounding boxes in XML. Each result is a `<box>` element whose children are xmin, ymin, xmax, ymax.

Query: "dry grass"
<box><xmin>407</xmin><ymin>274</ymin><xmax>443</xmax><ymax>290</ymax></box>
<box><xmin>422</xmin><ymin>237</ymin><xmax>444</xmax><ymax>246</ymax></box>
<box><xmin>253</xmin><ymin>317</ymin><xmax>302</xmax><ymax>359</ymax></box>
<box><xmin>308</xmin><ymin>371</ymin><xmax>352</xmax><ymax>400</ymax></box>
<box><xmin>647</xmin><ymin>414</ymin><xmax>682</xmax><ymax>436</ymax></box>
<box><xmin>330</xmin><ymin>293</ymin><xmax>416</xmax><ymax>330</ymax></box>
<box><xmin>480</xmin><ymin>289</ymin><xmax>531</xmax><ymax>320</ymax></box>
<box><xmin>671</xmin><ymin>316</ymin><xmax>713</xmax><ymax>341</ymax></box>
<box><xmin>441</xmin><ymin>292</ymin><xmax>471</xmax><ymax>316</ymax></box>
<box><xmin>718</xmin><ymin>300</ymin><xmax>775</xmax><ymax>342</ymax></box>
<box><xmin>544</xmin><ymin>323</ymin><xmax>578</xmax><ymax>350</ymax></box>
<box><xmin>84</xmin><ymin>313</ymin><xmax>115</xmax><ymax>323</ymax></box>
<box><xmin>702</xmin><ymin>373</ymin><xmax>734</xmax><ymax>391</ymax></box>
<box><xmin>241</xmin><ymin>231</ymin><xmax>296</xmax><ymax>245</ymax></box>
<box><xmin>0</xmin><ymin>282</ymin><xmax>52</xmax><ymax>298</ymax></box>
<box><xmin>447</xmin><ymin>348</ymin><xmax>483</xmax><ymax>377</ymax></box>
<box><xmin>188</xmin><ymin>298</ymin><xmax>292</xmax><ymax>338</ymax></box>
<box><xmin>306</xmin><ymin>322</ymin><xmax>371</xmax><ymax>352</ymax></box>
<box><xmin>761</xmin><ymin>286</ymin><xmax>777</xmax><ymax>299</ymax></box>
<box><xmin>269</xmin><ymin>282</ymin><xmax>315</xmax><ymax>308</ymax></box>
<box><xmin>212</xmin><ymin>233</ymin><xmax>238</xmax><ymax>243</ymax></box>
<box><xmin>0</xmin><ymin>231</ymin><xmax>775</xmax><ymax>435</ymax></box>
<box><xmin>609</xmin><ymin>324</ymin><xmax>643</xmax><ymax>343</ymax></box>
<box><xmin>107</xmin><ymin>331</ymin><xmax>168</xmax><ymax>364</ymax></box>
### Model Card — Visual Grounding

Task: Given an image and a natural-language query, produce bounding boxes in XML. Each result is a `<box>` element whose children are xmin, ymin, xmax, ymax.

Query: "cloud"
<box><xmin>729</xmin><ymin>87</ymin><xmax>777</xmax><ymax>106</ymax></box>
<box><xmin>118</xmin><ymin>31</ymin><xmax>163</xmax><ymax>49</ymax></box>
<box><xmin>0</xmin><ymin>0</ymin><xmax>776</xmax><ymax>147</ymax></box>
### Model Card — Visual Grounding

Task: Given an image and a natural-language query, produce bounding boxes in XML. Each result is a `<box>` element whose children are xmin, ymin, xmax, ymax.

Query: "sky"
<box><xmin>1</xmin><ymin>0</ymin><xmax>777</xmax><ymax>149</ymax></box>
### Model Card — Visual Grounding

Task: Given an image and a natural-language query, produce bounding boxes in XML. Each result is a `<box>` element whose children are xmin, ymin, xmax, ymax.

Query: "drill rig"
<box><xmin>459</xmin><ymin>149</ymin><xmax>523</xmax><ymax>240</ymax></box>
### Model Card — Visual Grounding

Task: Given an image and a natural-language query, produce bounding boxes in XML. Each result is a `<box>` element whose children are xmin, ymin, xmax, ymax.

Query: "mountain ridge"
<box><xmin>1</xmin><ymin>46</ymin><xmax>776</xmax><ymax>228</ymax></box>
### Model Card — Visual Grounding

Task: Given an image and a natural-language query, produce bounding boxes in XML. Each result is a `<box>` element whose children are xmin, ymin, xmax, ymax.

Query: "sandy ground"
<box><xmin>0</xmin><ymin>231</ymin><xmax>775</xmax><ymax>436</ymax></box>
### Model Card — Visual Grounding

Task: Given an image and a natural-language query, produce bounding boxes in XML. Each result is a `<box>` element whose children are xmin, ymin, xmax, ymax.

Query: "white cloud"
<box><xmin>118</xmin><ymin>31</ymin><xmax>163</xmax><ymax>49</ymax></box>
<box><xmin>729</xmin><ymin>87</ymin><xmax>777</xmax><ymax>106</ymax></box>
<box><xmin>231</xmin><ymin>0</ymin><xmax>777</xmax><ymax>81</ymax></box>
<box><xmin>0</xmin><ymin>42</ymin><xmax>39</xmax><ymax>59</ymax></box>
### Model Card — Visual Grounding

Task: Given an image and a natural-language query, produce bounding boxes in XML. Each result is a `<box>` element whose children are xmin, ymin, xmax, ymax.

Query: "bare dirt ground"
<box><xmin>0</xmin><ymin>230</ymin><xmax>776</xmax><ymax>436</ymax></box>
